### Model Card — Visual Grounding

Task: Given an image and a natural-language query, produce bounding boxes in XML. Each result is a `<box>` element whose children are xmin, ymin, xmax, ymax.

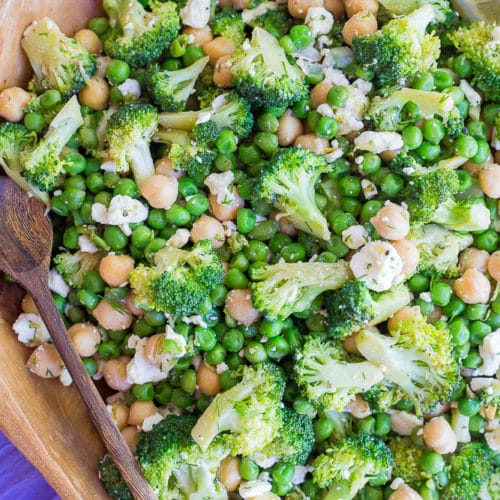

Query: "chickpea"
<box><xmin>294</xmin><ymin>134</ymin><xmax>330</xmax><ymax>154</ymax></box>
<box><xmin>74</xmin><ymin>29</ymin><xmax>103</xmax><ymax>54</ymax></box>
<box><xmin>323</xmin><ymin>0</ymin><xmax>346</xmax><ymax>18</ymax></box>
<box><xmin>102</xmin><ymin>357</ymin><xmax>132</xmax><ymax>392</ymax></box>
<box><xmin>426</xmin><ymin>305</ymin><xmax>443</xmax><ymax>324</ymax></box>
<box><xmin>459</xmin><ymin>247</ymin><xmax>490</xmax><ymax>274</ymax></box>
<box><xmin>495</xmin><ymin>150</ymin><xmax>500</xmax><ymax>164</ymax></box>
<box><xmin>343</xmin><ymin>332</ymin><xmax>360</xmax><ymax>354</ymax></box>
<box><xmin>121</xmin><ymin>426</ymin><xmax>140</xmax><ymax>451</ymax></box>
<box><xmin>213</xmin><ymin>55</ymin><xmax>234</xmax><ymax>88</ymax></box>
<box><xmin>190</xmin><ymin>214</ymin><xmax>225</xmax><ymax>248</ymax></box>
<box><xmin>233</xmin><ymin>0</ymin><xmax>251</xmax><ymax>9</ymax></box>
<box><xmin>454</xmin><ymin>268</ymin><xmax>491</xmax><ymax>304</ymax></box>
<box><xmin>278</xmin><ymin>111</ymin><xmax>304</xmax><ymax>146</ymax></box>
<box><xmin>143</xmin><ymin>333</ymin><xmax>171</xmax><ymax>368</ymax></box>
<box><xmin>310</xmin><ymin>81</ymin><xmax>333</xmax><ymax>109</ymax></box>
<box><xmin>344</xmin><ymin>0</ymin><xmax>378</xmax><ymax>17</ymax></box>
<box><xmin>155</xmin><ymin>157</ymin><xmax>184</xmax><ymax>178</ymax></box>
<box><xmin>462</xmin><ymin>160</ymin><xmax>482</xmax><ymax>177</ymax></box>
<box><xmin>128</xmin><ymin>400</ymin><xmax>158</xmax><ymax>427</ymax></box>
<box><xmin>124</xmin><ymin>292</ymin><xmax>145</xmax><ymax>317</ymax></box>
<box><xmin>26</xmin><ymin>344</ymin><xmax>63</xmax><ymax>378</ymax></box>
<box><xmin>93</xmin><ymin>299</ymin><xmax>133</xmax><ymax>330</ymax></box>
<box><xmin>387</xmin><ymin>306</ymin><xmax>423</xmax><ymax>333</ymax></box>
<box><xmin>225</xmin><ymin>288</ymin><xmax>261</xmax><ymax>326</ymax></box>
<box><xmin>389</xmin><ymin>484</ymin><xmax>423</xmax><ymax>500</ymax></box>
<box><xmin>423</xmin><ymin>416</ymin><xmax>457</xmax><ymax>454</ymax></box>
<box><xmin>68</xmin><ymin>322</ymin><xmax>101</xmax><ymax>357</ymax></box>
<box><xmin>479</xmin><ymin>164</ymin><xmax>500</xmax><ymax>198</ymax></box>
<box><xmin>392</xmin><ymin>239</ymin><xmax>419</xmax><ymax>275</ymax></box>
<box><xmin>203</xmin><ymin>37</ymin><xmax>235</xmax><ymax>65</ymax></box>
<box><xmin>78</xmin><ymin>76</ymin><xmax>110</xmax><ymax>110</ymax></box>
<box><xmin>277</xmin><ymin>215</ymin><xmax>297</xmax><ymax>237</ymax></box>
<box><xmin>218</xmin><ymin>0</ymin><xmax>233</xmax><ymax>7</ymax></box>
<box><xmin>488</xmin><ymin>251</ymin><xmax>500</xmax><ymax>282</ymax></box>
<box><xmin>140</xmin><ymin>174</ymin><xmax>178</xmax><ymax>209</ymax></box>
<box><xmin>183</xmin><ymin>25</ymin><xmax>213</xmax><ymax>46</ymax></box>
<box><xmin>370</xmin><ymin>203</ymin><xmax>410</xmax><ymax>241</ymax></box>
<box><xmin>379</xmin><ymin>149</ymin><xmax>401</xmax><ymax>163</ymax></box>
<box><xmin>342</xmin><ymin>10</ymin><xmax>378</xmax><ymax>46</ymax></box>
<box><xmin>109</xmin><ymin>401</ymin><xmax>130</xmax><ymax>430</ymax></box>
<box><xmin>197</xmin><ymin>361</ymin><xmax>222</xmax><ymax>396</ymax></box>
<box><xmin>347</xmin><ymin>394</ymin><xmax>371</xmax><ymax>419</ymax></box>
<box><xmin>288</xmin><ymin>0</ymin><xmax>323</xmax><ymax>19</ymax></box>
<box><xmin>209</xmin><ymin>188</ymin><xmax>244</xmax><ymax>221</ymax></box>
<box><xmin>0</xmin><ymin>87</ymin><xmax>31</xmax><ymax>122</ymax></box>
<box><xmin>21</xmin><ymin>293</ymin><xmax>38</xmax><ymax>314</ymax></box>
<box><xmin>217</xmin><ymin>456</ymin><xmax>241</xmax><ymax>492</ymax></box>
<box><xmin>99</xmin><ymin>254</ymin><xmax>135</xmax><ymax>287</ymax></box>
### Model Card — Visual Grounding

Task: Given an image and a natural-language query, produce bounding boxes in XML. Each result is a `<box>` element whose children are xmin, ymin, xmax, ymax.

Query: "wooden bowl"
<box><xmin>0</xmin><ymin>1</ymin><xmax>109</xmax><ymax>498</ymax></box>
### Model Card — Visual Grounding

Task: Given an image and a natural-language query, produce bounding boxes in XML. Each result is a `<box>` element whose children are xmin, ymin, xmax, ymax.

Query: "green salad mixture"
<box><xmin>0</xmin><ymin>0</ymin><xmax>499</xmax><ymax>498</ymax></box>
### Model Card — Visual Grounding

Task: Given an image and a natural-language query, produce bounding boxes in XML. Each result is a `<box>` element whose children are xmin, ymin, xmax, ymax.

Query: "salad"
<box><xmin>0</xmin><ymin>0</ymin><xmax>499</xmax><ymax>498</ymax></box>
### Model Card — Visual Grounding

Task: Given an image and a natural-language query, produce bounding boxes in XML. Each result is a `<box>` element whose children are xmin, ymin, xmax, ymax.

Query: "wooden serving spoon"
<box><xmin>0</xmin><ymin>177</ymin><xmax>156</xmax><ymax>500</ymax></box>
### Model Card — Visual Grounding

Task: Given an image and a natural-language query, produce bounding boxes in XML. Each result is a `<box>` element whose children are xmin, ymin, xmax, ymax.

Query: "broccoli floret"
<box><xmin>98</xmin><ymin>455</ymin><xmax>133</xmax><ymax>500</ymax></box>
<box><xmin>324</xmin><ymin>281</ymin><xmax>412</xmax><ymax>340</ymax></box>
<box><xmin>449</xmin><ymin>22</ymin><xmax>500</xmax><ymax>102</ymax></box>
<box><xmin>353</xmin><ymin>5</ymin><xmax>440</xmax><ymax>87</ymax></box>
<box><xmin>103</xmin><ymin>0</ymin><xmax>180</xmax><ymax>68</ymax></box>
<box><xmin>442</xmin><ymin>442</ymin><xmax>495</xmax><ymax>499</ymax></box>
<box><xmin>408</xmin><ymin>224</ymin><xmax>473</xmax><ymax>278</ymax></box>
<box><xmin>257</xmin><ymin>408</ymin><xmax>315</xmax><ymax>465</ymax></box>
<box><xmin>472</xmin><ymin>379</ymin><xmax>500</xmax><ymax>418</ymax></box>
<box><xmin>295</xmin><ymin>336</ymin><xmax>384</xmax><ymax>411</ymax></box>
<box><xmin>388</xmin><ymin>152</ymin><xmax>468</xmax><ymax>176</ymax></box>
<box><xmin>105</xmin><ymin>104</ymin><xmax>158</xmax><ymax>188</ymax></box>
<box><xmin>129</xmin><ymin>240</ymin><xmax>223</xmax><ymax>317</ymax></box>
<box><xmin>481</xmin><ymin>469</ymin><xmax>500</xmax><ymax>499</ymax></box>
<box><xmin>21</xmin><ymin>96</ymin><xmax>84</xmax><ymax>192</ymax></box>
<box><xmin>168</xmin><ymin>141</ymin><xmax>217</xmax><ymax>178</ymax></box>
<box><xmin>254</xmin><ymin>148</ymin><xmax>332</xmax><ymax>240</ymax></box>
<box><xmin>313</xmin><ymin>433</ymin><xmax>394</xmax><ymax>499</ymax></box>
<box><xmin>139</xmin><ymin>57</ymin><xmax>209</xmax><ymax>111</ymax></box>
<box><xmin>211</xmin><ymin>8</ymin><xmax>246</xmax><ymax>45</ymax></box>
<box><xmin>356</xmin><ymin>318</ymin><xmax>460</xmax><ymax>416</ymax></box>
<box><xmin>398</xmin><ymin>170</ymin><xmax>461</xmax><ymax>226</ymax></box>
<box><xmin>21</xmin><ymin>17</ymin><xmax>96</xmax><ymax>97</ymax></box>
<box><xmin>197</xmin><ymin>87</ymin><xmax>226</xmax><ymax>109</ymax></box>
<box><xmin>158</xmin><ymin>92</ymin><xmax>254</xmax><ymax>141</ymax></box>
<box><xmin>249</xmin><ymin>260</ymin><xmax>350</xmax><ymax>321</ymax></box>
<box><xmin>430</xmin><ymin>198</ymin><xmax>492</xmax><ymax>232</ymax></box>
<box><xmin>231</xmin><ymin>27</ymin><xmax>308</xmax><ymax>108</ymax></box>
<box><xmin>249</xmin><ymin>8</ymin><xmax>293</xmax><ymax>39</ymax></box>
<box><xmin>321</xmin><ymin>410</ymin><xmax>353</xmax><ymax>443</ymax></box>
<box><xmin>297</xmin><ymin>231</ymin><xmax>324</xmax><ymax>259</ymax></box>
<box><xmin>366</xmin><ymin>88</ymin><xmax>455</xmax><ymax>131</ymax></box>
<box><xmin>53</xmin><ymin>250</ymin><xmax>104</xmax><ymax>289</ymax></box>
<box><xmin>0</xmin><ymin>123</ymin><xmax>50</xmax><ymax>204</ymax></box>
<box><xmin>387</xmin><ymin>436</ymin><xmax>427</xmax><ymax>489</ymax></box>
<box><xmin>191</xmin><ymin>363</ymin><xmax>285</xmax><ymax>456</ymax></box>
<box><xmin>362</xmin><ymin>380</ymin><xmax>401</xmax><ymax>412</ymax></box>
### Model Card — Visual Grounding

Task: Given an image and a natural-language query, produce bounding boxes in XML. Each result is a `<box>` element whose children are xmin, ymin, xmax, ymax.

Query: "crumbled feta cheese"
<box><xmin>327</xmin><ymin>83</ymin><xmax>369</xmax><ymax>135</ymax></box>
<box><xmin>252</xmin><ymin>453</ymin><xmax>279</xmax><ymax>468</ymax></box>
<box><xmin>204</xmin><ymin>171</ymin><xmax>235</xmax><ymax>205</ymax></box>
<box><xmin>354</xmin><ymin>131</ymin><xmax>404</xmax><ymax>153</ymax></box>
<box><xmin>305</xmin><ymin>7</ymin><xmax>334</xmax><ymax>39</ymax></box>
<box><xmin>59</xmin><ymin>367</ymin><xmax>72</xmax><ymax>386</ymax></box>
<box><xmin>294</xmin><ymin>46</ymin><xmax>322</xmax><ymax>62</ymax></box>
<box><xmin>195</xmin><ymin>111</ymin><xmax>212</xmax><ymax>124</ymax></box>
<box><xmin>388</xmin><ymin>409</ymin><xmax>422</xmax><ymax>436</ymax></box>
<box><xmin>216</xmin><ymin>362</ymin><xmax>229</xmax><ymax>374</ymax></box>
<box><xmin>350</xmin><ymin>241</ymin><xmax>403</xmax><ymax>292</ymax></box>
<box><xmin>459</xmin><ymin>79</ymin><xmax>481</xmax><ymax>107</ymax></box>
<box><xmin>292</xmin><ymin>465</ymin><xmax>315</xmax><ymax>485</ymax></box>
<box><xmin>324</xmin><ymin>148</ymin><xmax>344</xmax><ymax>163</ymax></box>
<box><xmin>117</xmin><ymin>79</ymin><xmax>141</xmax><ymax>98</ymax></box>
<box><xmin>352</xmin><ymin>78</ymin><xmax>372</xmax><ymax>95</ymax></box>
<box><xmin>182</xmin><ymin>315</ymin><xmax>208</xmax><ymax>328</ymax></box>
<box><xmin>361</xmin><ymin>179</ymin><xmax>378</xmax><ymax>200</ymax></box>
<box><xmin>180</xmin><ymin>0</ymin><xmax>211</xmax><ymax>28</ymax></box>
<box><xmin>485</xmin><ymin>426</ymin><xmax>500</xmax><ymax>452</ymax></box>
<box><xmin>323</xmin><ymin>68</ymin><xmax>349</xmax><ymax>86</ymax></box>
<box><xmin>12</xmin><ymin>313</ymin><xmax>51</xmax><ymax>347</ymax></box>
<box><xmin>316</xmin><ymin>103</ymin><xmax>334</xmax><ymax>117</ymax></box>
<box><xmin>390</xmin><ymin>478</ymin><xmax>405</xmax><ymax>490</ymax></box>
<box><xmin>242</xmin><ymin>2</ymin><xmax>278</xmax><ymax>23</ymax></box>
<box><xmin>92</xmin><ymin>195</ymin><xmax>148</xmax><ymax>226</ymax></box>
<box><xmin>322</xmin><ymin>47</ymin><xmax>354</xmax><ymax>69</ymax></box>
<box><xmin>342</xmin><ymin>224</ymin><xmax>369</xmax><ymax>250</ymax></box>
<box><xmin>473</xmin><ymin>329</ymin><xmax>500</xmax><ymax>376</ymax></box>
<box><xmin>48</xmin><ymin>269</ymin><xmax>70</xmax><ymax>298</ymax></box>
<box><xmin>142</xmin><ymin>413</ymin><xmax>164</xmax><ymax>432</ymax></box>
<box><xmin>451</xmin><ymin>407</ymin><xmax>471</xmax><ymax>443</ymax></box>
<box><xmin>78</xmin><ymin>235</ymin><xmax>99</xmax><ymax>254</ymax></box>
<box><xmin>469</xmin><ymin>377</ymin><xmax>498</xmax><ymax>393</ymax></box>
<box><xmin>211</xmin><ymin>94</ymin><xmax>228</xmax><ymax>110</ymax></box>
<box><xmin>419</xmin><ymin>292</ymin><xmax>432</xmax><ymax>302</ymax></box>
<box><xmin>239</xmin><ymin>480</ymin><xmax>272</xmax><ymax>499</ymax></box>
<box><xmin>95</xmin><ymin>56</ymin><xmax>112</xmax><ymax>78</ymax></box>
<box><xmin>166</xmin><ymin>228</ymin><xmax>190</xmax><ymax>248</ymax></box>
<box><xmin>100</xmin><ymin>160</ymin><xmax>118</xmax><ymax>173</ymax></box>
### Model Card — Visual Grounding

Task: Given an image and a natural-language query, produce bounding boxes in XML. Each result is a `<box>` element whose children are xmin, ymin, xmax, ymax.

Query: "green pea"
<box><xmin>154</xmin><ymin>382</ymin><xmax>172</xmax><ymax>405</ymax></box>
<box><xmin>224</xmin><ymin>268</ymin><xmax>249</xmax><ymax>289</ymax></box>
<box><xmin>24</xmin><ymin>111</ymin><xmax>45</xmax><ymax>133</ymax></box>
<box><xmin>292</xmin><ymin>98</ymin><xmax>311</xmax><ymax>119</ymax></box>
<box><xmin>77</xmin><ymin>289</ymin><xmax>100</xmax><ymax>310</ymax></box>
<box><xmin>265</xmin><ymin>336</ymin><xmax>290</xmax><ymax>360</ymax></box>
<box><xmin>205</xmin><ymin>344</ymin><xmax>227</xmax><ymax>365</ymax></box>
<box><xmin>82</xmin><ymin>269</ymin><xmax>105</xmax><ymax>293</ymax></box>
<box><xmin>236</xmin><ymin>208</ymin><xmax>256</xmax><ymax>234</ymax></box>
<box><xmin>222</xmin><ymin>329</ymin><xmax>244</xmax><ymax>352</ymax></box>
<box><xmin>103</xmin><ymin>226</ymin><xmax>128</xmax><ymax>250</ymax></box>
<box><xmin>84</xmin><ymin>158</ymin><xmax>101</xmax><ymax>175</ymax></box>
<box><xmin>433</xmin><ymin>70</ymin><xmax>454</xmax><ymax>90</ymax></box>
<box><xmin>449</xmin><ymin>320</ymin><xmax>470</xmax><ymax>346</ymax></box>
<box><xmin>466</xmin><ymin>120</ymin><xmax>488</xmax><ymax>140</ymax></box>
<box><xmin>415</xmin><ymin>298</ymin><xmax>434</xmax><ymax>316</ymax></box>
<box><xmin>306</xmin><ymin>110</ymin><xmax>321</xmax><ymax>131</ymax></box>
<box><xmin>254</xmin><ymin>132</ymin><xmax>279</xmax><ymax>155</ymax></box>
<box><xmin>114</xmin><ymin>178</ymin><xmax>138</xmax><ymax>198</ymax></box>
<box><xmin>180</xmin><ymin>369</ymin><xmax>197</xmax><ymax>394</ymax></box>
<box><xmin>360</xmin><ymin>200</ymin><xmax>382</xmax><ymax>223</ymax></box>
<box><xmin>171</xmin><ymin>388</ymin><xmax>193</xmax><ymax>409</ymax></box>
<box><xmin>185</xmin><ymin>193</ymin><xmax>209</xmax><ymax>216</ymax></box>
<box><xmin>88</xmin><ymin>16</ymin><xmax>109</xmax><ymax>35</ymax></box>
<box><xmin>443</xmin><ymin>86</ymin><xmax>464</xmax><ymax>104</ymax></box>
<box><xmin>106</xmin><ymin>59</ymin><xmax>131</xmax><ymax>85</ymax></box>
<box><xmin>338</xmin><ymin>175</ymin><xmax>361</xmax><ymax>197</ymax></box>
<box><xmin>482</xmin><ymin>103</ymin><xmax>500</xmax><ymax>125</ymax></box>
<box><xmin>380</xmin><ymin>173</ymin><xmax>404</xmax><ymax>196</ymax></box>
<box><xmin>249</xmin><ymin>220</ymin><xmax>278</xmax><ymax>241</ymax></box>
<box><xmin>314</xmin><ymin>417</ymin><xmax>334</xmax><ymax>442</ymax></box>
<box><xmin>281</xmin><ymin>243</ymin><xmax>306</xmax><ymax>263</ymax></box>
<box><xmin>454</xmin><ymin>134</ymin><xmax>478</xmax><ymax>158</ymax></box>
<box><xmin>423</xmin><ymin>118</ymin><xmax>446</xmax><ymax>144</ymax></box>
<box><xmin>133</xmin><ymin>318</ymin><xmax>154</xmax><ymax>337</ymax></box>
<box><xmin>327</xmin><ymin>235</ymin><xmax>349</xmax><ymax>258</ymax></box>
<box><xmin>360</xmin><ymin>485</ymin><xmax>384</xmax><ymax>500</ymax></box>
<box><xmin>132</xmin><ymin>383</ymin><xmax>154</xmax><ymax>401</ymax></box>
<box><xmin>402</xmin><ymin>125</ymin><xmax>423</xmax><ymax>150</ymax></box>
<box><xmin>178</xmin><ymin>177</ymin><xmax>198</xmax><ymax>198</ymax></box>
<box><xmin>327</xmin><ymin>85</ymin><xmax>349</xmax><ymax>107</ymax></box>
<box><xmin>416</xmin><ymin>142</ymin><xmax>441</xmax><ymax>161</ymax></box>
<box><xmin>98</xmin><ymin>340</ymin><xmax>120</xmax><ymax>359</ymax></box>
<box><xmin>453</xmin><ymin>55</ymin><xmax>472</xmax><ymax>78</ymax></box>
<box><xmin>458</xmin><ymin>397</ymin><xmax>481</xmax><ymax>416</ymax></box>
<box><xmin>465</xmin><ymin>303</ymin><xmax>488</xmax><ymax>321</ymax></box>
<box><xmin>470</xmin><ymin>139</ymin><xmax>490</xmax><ymax>164</ymax></box>
<box><xmin>412</xmin><ymin>72</ymin><xmax>435</xmax><ymax>90</ymax></box>
<box><xmin>40</xmin><ymin>89</ymin><xmax>62</xmax><ymax>109</ymax></box>
<box><xmin>463</xmin><ymin>349</ymin><xmax>482</xmax><ymax>369</ymax></box>
<box><xmin>82</xmin><ymin>357</ymin><xmax>98</xmax><ymax>377</ymax></box>
<box><xmin>195</xmin><ymin>326</ymin><xmax>217</xmax><ymax>351</ymax></box>
<box><xmin>330</xmin><ymin>211</ymin><xmax>356</xmax><ymax>235</ymax></box>
<box><xmin>279</xmin><ymin>35</ymin><xmax>296</xmax><ymax>54</ymax></box>
<box><xmin>257</xmin><ymin>113</ymin><xmax>279</xmax><ymax>133</ymax></box>
<box><xmin>143</xmin><ymin>311</ymin><xmax>165</xmax><ymax>327</ymax></box>
<box><xmin>430</xmin><ymin>281</ymin><xmax>452</xmax><ymax>307</ymax></box>
<box><xmin>442</xmin><ymin>295</ymin><xmax>465</xmax><ymax>319</ymax></box>
<box><xmin>86</xmin><ymin>172</ymin><xmax>105</xmax><ymax>193</ymax></box>
<box><xmin>359</xmin><ymin>153</ymin><xmax>381</xmax><ymax>174</ymax></box>
<box><xmin>374</xmin><ymin>413</ymin><xmax>391</xmax><ymax>436</ymax></box>
<box><xmin>316</xmin><ymin>117</ymin><xmax>338</xmax><ymax>140</ymax></box>
<box><xmin>240</xmin><ymin>458</ymin><xmax>259</xmax><ymax>481</ymax></box>
<box><xmin>62</xmin><ymin>227</ymin><xmax>79</xmax><ymax>249</ymax></box>
<box><xmin>357</xmin><ymin>416</ymin><xmax>375</xmax><ymax>434</ymax></box>
<box><xmin>470</xmin><ymin>320</ymin><xmax>492</xmax><ymax>345</ymax></box>
<box><xmin>469</xmin><ymin>413</ymin><xmax>485</xmax><ymax>432</ymax></box>
<box><xmin>216</xmin><ymin>129</ymin><xmax>238</xmax><ymax>154</ymax></box>
<box><xmin>183</xmin><ymin>45</ymin><xmax>205</xmax><ymax>66</ymax></box>
<box><xmin>165</xmin><ymin>205</ymin><xmax>191</xmax><ymax>226</ymax></box>
<box><xmin>290</xmin><ymin>24</ymin><xmax>313</xmax><ymax>48</ymax></box>
<box><xmin>239</xmin><ymin>144</ymin><xmax>262</xmax><ymax>164</ymax></box>
<box><xmin>244</xmin><ymin>341</ymin><xmax>268</xmax><ymax>363</ymax></box>
<box><xmin>420</xmin><ymin>451</ymin><xmax>445</xmax><ymax>475</ymax></box>
<box><xmin>131</xmin><ymin>225</ymin><xmax>153</xmax><ymax>248</ymax></box>
<box><xmin>457</xmin><ymin>170</ymin><xmax>473</xmax><ymax>192</ymax></box>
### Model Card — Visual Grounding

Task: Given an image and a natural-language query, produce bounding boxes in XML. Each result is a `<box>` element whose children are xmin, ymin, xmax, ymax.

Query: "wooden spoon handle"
<box><xmin>29</xmin><ymin>277</ymin><xmax>156</xmax><ymax>500</ymax></box>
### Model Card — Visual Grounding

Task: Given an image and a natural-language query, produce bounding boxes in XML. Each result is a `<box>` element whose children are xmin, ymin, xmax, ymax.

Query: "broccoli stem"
<box><xmin>127</xmin><ymin>142</ymin><xmax>155</xmax><ymax>188</ymax></box>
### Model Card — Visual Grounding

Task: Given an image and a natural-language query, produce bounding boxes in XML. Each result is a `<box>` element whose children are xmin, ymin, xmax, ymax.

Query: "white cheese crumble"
<box><xmin>354</xmin><ymin>131</ymin><xmax>404</xmax><ymax>153</ymax></box>
<box><xmin>388</xmin><ymin>409</ymin><xmax>423</xmax><ymax>436</ymax></box>
<box><xmin>166</xmin><ymin>228</ymin><xmax>190</xmax><ymax>248</ymax></box>
<box><xmin>473</xmin><ymin>329</ymin><xmax>500</xmax><ymax>376</ymax></box>
<box><xmin>242</xmin><ymin>2</ymin><xmax>278</xmax><ymax>23</ymax></box>
<box><xmin>182</xmin><ymin>315</ymin><xmax>208</xmax><ymax>328</ymax></box>
<box><xmin>350</xmin><ymin>241</ymin><xmax>403</xmax><ymax>292</ymax></box>
<box><xmin>48</xmin><ymin>269</ymin><xmax>70</xmax><ymax>298</ymax></box>
<box><xmin>100</xmin><ymin>160</ymin><xmax>118</xmax><ymax>173</ymax></box>
<box><xmin>361</xmin><ymin>179</ymin><xmax>378</xmax><ymax>200</ymax></box>
<box><xmin>239</xmin><ymin>480</ymin><xmax>272</xmax><ymax>499</ymax></box>
<box><xmin>292</xmin><ymin>465</ymin><xmax>315</xmax><ymax>485</ymax></box>
<box><xmin>142</xmin><ymin>413</ymin><xmax>164</xmax><ymax>432</ymax></box>
<box><xmin>216</xmin><ymin>362</ymin><xmax>229</xmax><ymax>374</ymax></box>
<box><xmin>12</xmin><ymin>313</ymin><xmax>51</xmax><ymax>347</ymax></box>
<box><xmin>204</xmin><ymin>171</ymin><xmax>235</xmax><ymax>205</ymax></box>
<box><xmin>305</xmin><ymin>7</ymin><xmax>334</xmax><ymax>39</ymax></box>
<box><xmin>342</xmin><ymin>224</ymin><xmax>369</xmax><ymax>250</ymax></box>
<box><xmin>180</xmin><ymin>0</ymin><xmax>211</xmax><ymax>28</ymax></box>
<box><xmin>91</xmin><ymin>195</ymin><xmax>148</xmax><ymax>226</ymax></box>
<box><xmin>78</xmin><ymin>235</ymin><xmax>99</xmax><ymax>254</ymax></box>
<box><xmin>485</xmin><ymin>426</ymin><xmax>500</xmax><ymax>452</ymax></box>
<box><xmin>195</xmin><ymin>110</ymin><xmax>212</xmax><ymax>124</ymax></box>
<box><xmin>252</xmin><ymin>453</ymin><xmax>279</xmax><ymax>468</ymax></box>
<box><xmin>459</xmin><ymin>79</ymin><xmax>481</xmax><ymax>107</ymax></box>
<box><xmin>117</xmin><ymin>79</ymin><xmax>141</xmax><ymax>98</ymax></box>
